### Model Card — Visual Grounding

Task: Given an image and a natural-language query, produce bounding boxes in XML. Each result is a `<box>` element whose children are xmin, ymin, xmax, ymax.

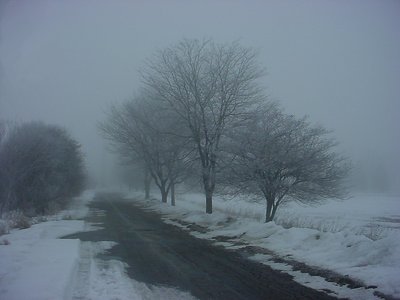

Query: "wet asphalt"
<box><xmin>64</xmin><ymin>192</ymin><xmax>337</xmax><ymax>300</ymax></box>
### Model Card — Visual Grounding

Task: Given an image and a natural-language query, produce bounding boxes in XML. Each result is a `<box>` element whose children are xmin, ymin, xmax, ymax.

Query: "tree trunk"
<box><xmin>202</xmin><ymin>162</ymin><xmax>216</xmax><ymax>214</ymax></box>
<box><xmin>159</xmin><ymin>180</ymin><xmax>168</xmax><ymax>203</ymax></box>
<box><xmin>265</xmin><ymin>199</ymin><xmax>274</xmax><ymax>223</ymax></box>
<box><xmin>270</xmin><ymin>203</ymin><xmax>278</xmax><ymax>222</ymax></box>
<box><xmin>203</xmin><ymin>174</ymin><xmax>214</xmax><ymax>214</ymax></box>
<box><xmin>170</xmin><ymin>183</ymin><xmax>175</xmax><ymax>206</ymax></box>
<box><xmin>144</xmin><ymin>182</ymin><xmax>150</xmax><ymax>200</ymax></box>
<box><xmin>161</xmin><ymin>190</ymin><xmax>168</xmax><ymax>203</ymax></box>
<box><xmin>144</xmin><ymin>169</ymin><xmax>151</xmax><ymax>200</ymax></box>
<box><xmin>206</xmin><ymin>192</ymin><xmax>212</xmax><ymax>214</ymax></box>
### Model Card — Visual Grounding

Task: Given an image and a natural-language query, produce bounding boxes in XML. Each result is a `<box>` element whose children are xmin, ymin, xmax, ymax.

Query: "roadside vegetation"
<box><xmin>0</xmin><ymin>121</ymin><xmax>86</xmax><ymax>233</ymax></box>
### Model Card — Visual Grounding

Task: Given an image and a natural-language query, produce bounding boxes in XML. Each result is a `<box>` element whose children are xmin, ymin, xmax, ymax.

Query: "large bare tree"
<box><xmin>222</xmin><ymin>102</ymin><xmax>350</xmax><ymax>222</ymax></box>
<box><xmin>141</xmin><ymin>39</ymin><xmax>264</xmax><ymax>213</ymax></box>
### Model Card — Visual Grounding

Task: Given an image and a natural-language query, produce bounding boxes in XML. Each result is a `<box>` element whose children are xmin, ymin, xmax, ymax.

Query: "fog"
<box><xmin>1</xmin><ymin>0</ymin><xmax>399</xmax><ymax>192</ymax></box>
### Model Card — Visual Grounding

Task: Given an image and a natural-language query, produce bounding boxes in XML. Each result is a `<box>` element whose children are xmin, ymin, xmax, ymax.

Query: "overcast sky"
<box><xmin>0</xmin><ymin>0</ymin><xmax>399</xmax><ymax>190</ymax></box>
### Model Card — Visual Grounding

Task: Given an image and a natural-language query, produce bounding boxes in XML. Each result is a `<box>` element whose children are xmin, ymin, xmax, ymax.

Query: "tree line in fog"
<box><xmin>100</xmin><ymin>39</ymin><xmax>349</xmax><ymax>222</ymax></box>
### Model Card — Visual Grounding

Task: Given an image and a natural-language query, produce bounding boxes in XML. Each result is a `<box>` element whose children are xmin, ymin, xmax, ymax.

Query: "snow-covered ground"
<box><xmin>128</xmin><ymin>190</ymin><xmax>400</xmax><ymax>299</ymax></box>
<box><xmin>0</xmin><ymin>190</ymin><xmax>196</xmax><ymax>300</ymax></box>
<box><xmin>2</xmin><ymin>189</ymin><xmax>399</xmax><ymax>299</ymax></box>
<box><xmin>0</xmin><ymin>195</ymin><xmax>88</xmax><ymax>300</ymax></box>
<box><xmin>0</xmin><ymin>190</ymin><xmax>98</xmax><ymax>300</ymax></box>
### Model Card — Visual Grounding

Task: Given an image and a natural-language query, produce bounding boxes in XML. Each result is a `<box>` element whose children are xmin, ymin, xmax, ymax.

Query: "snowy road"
<box><xmin>65</xmin><ymin>193</ymin><xmax>336</xmax><ymax>300</ymax></box>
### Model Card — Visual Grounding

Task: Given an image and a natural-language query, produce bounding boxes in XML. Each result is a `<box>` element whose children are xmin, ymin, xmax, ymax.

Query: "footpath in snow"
<box><xmin>127</xmin><ymin>191</ymin><xmax>400</xmax><ymax>300</ymax></box>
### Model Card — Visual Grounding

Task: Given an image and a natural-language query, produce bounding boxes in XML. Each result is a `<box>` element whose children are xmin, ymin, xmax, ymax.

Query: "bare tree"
<box><xmin>0</xmin><ymin>122</ymin><xmax>5</xmax><ymax>145</ymax></box>
<box><xmin>0</xmin><ymin>120</ymin><xmax>12</xmax><ymax>147</ymax></box>
<box><xmin>141</xmin><ymin>39</ymin><xmax>264</xmax><ymax>213</ymax></box>
<box><xmin>99</xmin><ymin>95</ymin><xmax>190</xmax><ymax>204</ymax></box>
<box><xmin>222</xmin><ymin>102</ymin><xmax>350</xmax><ymax>222</ymax></box>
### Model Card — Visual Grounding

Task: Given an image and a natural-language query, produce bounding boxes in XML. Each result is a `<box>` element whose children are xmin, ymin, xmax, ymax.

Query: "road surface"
<box><xmin>65</xmin><ymin>193</ymin><xmax>337</xmax><ymax>300</ymax></box>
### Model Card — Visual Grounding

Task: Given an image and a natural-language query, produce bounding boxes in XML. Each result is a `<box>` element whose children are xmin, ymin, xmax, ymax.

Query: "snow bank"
<box><xmin>129</xmin><ymin>191</ymin><xmax>400</xmax><ymax>298</ymax></box>
<box><xmin>0</xmin><ymin>221</ymin><xmax>84</xmax><ymax>300</ymax></box>
<box><xmin>211</xmin><ymin>218</ymin><xmax>400</xmax><ymax>298</ymax></box>
<box><xmin>0</xmin><ymin>190</ymin><xmax>95</xmax><ymax>300</ymax></box>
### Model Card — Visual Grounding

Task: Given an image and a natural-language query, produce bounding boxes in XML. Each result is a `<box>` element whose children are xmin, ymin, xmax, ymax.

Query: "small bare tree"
<box><xmin>142</xmin><ymin>39</ymin><xmax>264</xmax><ymax>213</ymax></box>
<box><xmin>0</xmin><ymin>122</ymin><xmax>6</xmax><ymax>145</ymax></box>
<box><xmin>222</xmin><ymin>102</ymin><xmax>350</xmax><ymax>222</ymax></box>
<box><xmin>0</xmin><ymin>120</ymin><xmax>12</xmax><ymax>147</ymax></box>
<box><xmin>99</xmin><ymin>95</ymin><xmax>190</xmax><ymax>204</ymax></box>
